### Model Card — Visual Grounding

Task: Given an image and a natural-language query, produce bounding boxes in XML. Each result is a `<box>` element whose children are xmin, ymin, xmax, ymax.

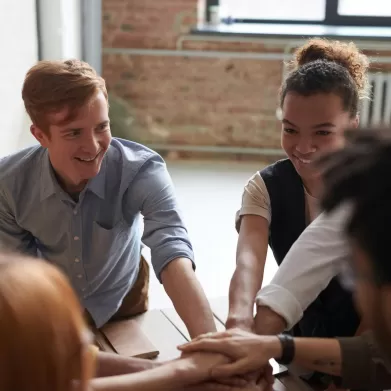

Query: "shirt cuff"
<box><xmin>255</xmin><ymin>284</ymin><xmax>303</xmax><ymax>330</ymax></box>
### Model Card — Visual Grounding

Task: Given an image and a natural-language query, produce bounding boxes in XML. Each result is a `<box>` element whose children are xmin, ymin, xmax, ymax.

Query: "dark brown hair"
<box><xmin>280</xmin><ymin>39</ymin><xmax>370</xmax><ymax>118</ymax></box>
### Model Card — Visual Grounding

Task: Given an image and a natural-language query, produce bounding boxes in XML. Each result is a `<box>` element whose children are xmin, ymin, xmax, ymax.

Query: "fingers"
<box><xmin>210</xmin><ymin>359</ymin><xmax>250</xmax><ymax>379</ymax></box>
<box><xmin>214</xmin><ymin>376</ymin><xmax>248</xmax><ymax>387</ymax></box>
<box><xmin>191</xmin><ymin>331</ymin><xmax>233</xmax><ymax>342</ymax></box>
<box><xmin>262</xmin><ymin>364</ymin><xmax>274</xmax><ymax>385</ymax></box>
<box><xmin>178</xmin><ymin>339</ymin><xmax>232</xmax><ymax>356</ymax></box>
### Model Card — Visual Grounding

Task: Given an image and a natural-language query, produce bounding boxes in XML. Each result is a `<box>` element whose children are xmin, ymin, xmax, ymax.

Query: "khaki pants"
<box><xmin>85</xmin><ymin>255</ymin><xmax>150</xmax><ymax>332</ymax></box>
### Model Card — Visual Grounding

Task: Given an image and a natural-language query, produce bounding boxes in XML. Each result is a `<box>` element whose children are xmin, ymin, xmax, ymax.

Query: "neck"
<box><xmin>49</xmin><ymin>162</ymin><xmax>86</xmax><ymax>196</ymax></box>
<box><xmin>302</xmin><ymin>177</ymin><xmax>322</xmax><ymax>199</ymax></box>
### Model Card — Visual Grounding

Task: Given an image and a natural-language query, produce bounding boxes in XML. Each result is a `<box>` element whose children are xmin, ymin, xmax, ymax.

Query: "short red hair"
<box><xmin>22</xmin><ymin>59</ymin><xmax>108</xmax><ymax>131</ymax></box>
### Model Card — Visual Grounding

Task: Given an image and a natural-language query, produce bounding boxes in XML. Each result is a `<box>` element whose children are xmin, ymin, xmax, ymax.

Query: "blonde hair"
<box><xmin>0</xmin><ymin>254</ymin><xmax>93</xmax><ymax>391</ymax></box>
<box><xmin>22</xmin><ymin>59</ymin><xmax>107</xmax><ymax>132</ymax></box>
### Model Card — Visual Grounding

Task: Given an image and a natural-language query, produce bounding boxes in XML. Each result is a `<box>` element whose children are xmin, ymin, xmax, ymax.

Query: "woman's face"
<box><xmin>281</xmin><ymin>92</ymin><xmax>358</xmax><ymax>182</ymax></box>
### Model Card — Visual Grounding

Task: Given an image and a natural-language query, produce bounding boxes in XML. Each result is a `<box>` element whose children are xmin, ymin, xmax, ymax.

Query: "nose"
<box><xmin>295</xmin><ymin>136</ymin><xmax>316</xmax><ymax>155</ymax></box>
<box><xmin>81</xmin><ymin>132</ymin><xmax>100</xmax><ymax>154</ymax></box>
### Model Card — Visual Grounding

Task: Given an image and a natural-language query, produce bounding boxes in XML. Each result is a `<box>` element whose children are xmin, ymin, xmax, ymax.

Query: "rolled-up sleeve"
<box><xmin>255</xmin><ymin>205</ymin><xmax>350</xmax><ymax>329</ymax></box>
<box><xmin>235</xmin><ymin>172</ymin><xmax>271</xmax><ymax>232</ymax></box>
<box><xmin>337</xmin><ymin>331</ymin><xmax>391</xmax><ymax>389</ymax></box>
<box><xmin>129</xmin><ymin>156</ymin><xmax>194</xmax><ymax>281</ymax></box>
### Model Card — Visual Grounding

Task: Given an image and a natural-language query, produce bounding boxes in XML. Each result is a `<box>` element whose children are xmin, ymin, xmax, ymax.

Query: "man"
<box><xmin>0</xmin><ymin>59</ymin><xmax>216</xmax><ymax>373</ymax></box>
<box><xmin>179</xmin><ymin>131</ymin><xmax>391</xmax><ymax>390</ymax></box>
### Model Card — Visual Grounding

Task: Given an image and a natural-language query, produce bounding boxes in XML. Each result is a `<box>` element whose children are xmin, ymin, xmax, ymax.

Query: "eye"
<box><xmin>316</xmin><ymin>130</ymin><xmax>332</xmax><ymax>136</ymax></box>
<box><xmin>283</xmin><ymin>128</ymin><xmax>297</xmax><ymax>134</ymax></box>
<box><xmin>97</xmin><ymin>123</ymin><xmax>109</xmax><ymax>132</ymax></box>
<box><xmin>66</xmin><ymin>130</ymin><xmax>81</xmax><ymax>138</ymax></box>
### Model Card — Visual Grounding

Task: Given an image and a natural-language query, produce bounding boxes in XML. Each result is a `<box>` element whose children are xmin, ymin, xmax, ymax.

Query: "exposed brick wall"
<box><xmin>102</xmin><ymin>0</ymin><xmax>391</xmax><ymax>156</ymax></box>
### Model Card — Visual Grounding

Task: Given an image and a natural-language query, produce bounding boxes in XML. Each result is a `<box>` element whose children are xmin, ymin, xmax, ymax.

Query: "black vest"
<box><xmin>260</xmin><ymin>159</ymin><xmax>359</xmax><ymax>338</ymax></box>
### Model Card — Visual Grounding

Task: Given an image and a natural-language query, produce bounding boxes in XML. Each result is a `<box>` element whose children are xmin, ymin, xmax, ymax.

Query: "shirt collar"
<box><xmin>40</xmin><ymin>149</ymin><xmax>108</xmax><ymax>201</ymax></box>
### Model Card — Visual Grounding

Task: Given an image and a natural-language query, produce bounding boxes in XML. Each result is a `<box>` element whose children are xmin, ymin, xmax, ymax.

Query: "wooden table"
<box><xmin>96</xmin><ymin>296</ymin><xmax>315</xmax><ymax>390</ymax></box>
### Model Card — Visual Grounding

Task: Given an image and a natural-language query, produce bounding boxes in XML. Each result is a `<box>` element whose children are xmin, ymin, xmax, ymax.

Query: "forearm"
<box><xmin>95</xmin><ymin>352</ymin><xmax>159</xmax><ymax>377</ymax></box>
<box><xmin>91</xmin><ymin>360</ymin><xmax>183</xmax><ymax>391</ymax></box>
<box><xmin>228</xmin><ymin>256</ymin><xmax>264</xmax><ymax>324</ymax></box>
<box><xmin>162</xmin><ymin>258</ymin><xmax>216</xmax><ymax>338</ymax></box>
<box><xmin>292</xmin><ymin>338</ymin><xmax>342</xmax><ymax>376</ymax></box>
<box><xmin>262</xmin><ymin>336</ymin><xmax>342</xmax><ymax>376</ymax></box>
<box><xmin>92</xmin><ymin>352</ymin><xmax>229</xmax><ymax>391</ymax></box>
<box><xmin>254</xmin><ymin>305</ymin><xmax>287</xmax><ymax>335</ymax></box>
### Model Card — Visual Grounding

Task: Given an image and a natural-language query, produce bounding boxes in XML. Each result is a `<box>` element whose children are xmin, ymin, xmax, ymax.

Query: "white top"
<box><xmin>255</xmin><ymin>204</ymin><xmax>353</xmax><ymax>330</ymax></box>
<box><xmin>235</xmin><ymin>172</ymin><xmax>319</xmax><ymax>230</ymax></box>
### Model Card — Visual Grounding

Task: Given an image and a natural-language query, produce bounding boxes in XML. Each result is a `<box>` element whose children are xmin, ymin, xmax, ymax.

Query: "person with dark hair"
<box><xmin>228</xmin><ymin>38</ymin><xmax>369</xmax><ymax>345</ymax></box>
<box><xmin>178</xmin><ymin>130</ymin><xmax>391</xmax><ymax>390</ymax></box>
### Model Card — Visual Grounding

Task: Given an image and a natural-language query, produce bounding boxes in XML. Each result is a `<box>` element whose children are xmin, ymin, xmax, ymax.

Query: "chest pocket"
<box><xmin>86</xmin><ymin>220</ymin><xmax>128</xmax><ymax>267</ymax></box>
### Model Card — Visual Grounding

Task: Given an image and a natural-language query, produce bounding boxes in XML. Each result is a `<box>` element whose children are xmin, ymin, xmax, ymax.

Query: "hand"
<box><xmin>187</xmin><ymin>378</ymin><xmax>270</xmax><ymax>391</ymax></box>
<box><xmin>178</xmin><ymin>328</ymin><xmax>281</xmax><ymax>378</ymax></box>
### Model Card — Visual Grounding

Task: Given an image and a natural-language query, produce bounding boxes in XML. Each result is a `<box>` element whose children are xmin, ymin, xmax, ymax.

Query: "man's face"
<box><xmin>31</xmin><ymin>91</ymin><xmax>111</xmax><ymax>193</ymax></box>
<box><xmin>351</xmin><ymin>243</ymin><xmax>391</xmax><ymax>361</ymax></box>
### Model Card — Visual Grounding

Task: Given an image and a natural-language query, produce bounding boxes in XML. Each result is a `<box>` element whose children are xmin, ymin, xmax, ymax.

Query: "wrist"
<box><xmin>226</xmin><ymin>313</ymin><xmax>254</xmax><ymax>329</ymax></box>
<box><xmin>262</xmin><ymin>336</ymin><xmax>283</xmax><ymax>360</ymax></box>
<box><xmin>274</xmin><ymin>334</ymin><xmax>295</xmax><ymax>365</ymax></box>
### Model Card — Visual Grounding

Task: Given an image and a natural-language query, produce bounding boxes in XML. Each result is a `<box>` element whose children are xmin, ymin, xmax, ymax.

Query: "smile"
<box><xmin>75</xmin><ymin>150</ymin><xmax>101</xmax><ymax>162</ymax></box>
<box><xmin>293</xmin><ymin>155</ymin><xmax>312</xmax><ymax>164</ymax></box>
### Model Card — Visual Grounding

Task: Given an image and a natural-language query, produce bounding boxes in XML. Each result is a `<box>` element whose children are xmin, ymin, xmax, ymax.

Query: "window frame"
<box><xmin>206</xmin><ymin>0</ymin><xmax>391</xmax><ymax>27</ymax></box>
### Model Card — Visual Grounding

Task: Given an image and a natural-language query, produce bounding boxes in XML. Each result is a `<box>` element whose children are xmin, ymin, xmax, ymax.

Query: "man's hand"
<box><xmin>178</xmin><ymin>328</ymin><xmax>281</xmax><ymax>379</ymax></box>
<box><xmin>187</xmin><ymin>378</ymin><xmax>271</xmax><ymax>391</ymax></box>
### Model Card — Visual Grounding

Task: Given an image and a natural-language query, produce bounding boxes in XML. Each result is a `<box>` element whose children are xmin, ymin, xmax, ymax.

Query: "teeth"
<box><xmin>77</xmin><ymin>151</ymin><xmax>101</xmax><ymax>162</ymax></box>
<box><xmin>297</xmin><ymin>157</ymin><xmax>311</xmax><ymax>164</ymax></box>
<box><xmin>78</xmin><ymin>157</ymin><xmax>95</xmax><ymax>162</ymax></box>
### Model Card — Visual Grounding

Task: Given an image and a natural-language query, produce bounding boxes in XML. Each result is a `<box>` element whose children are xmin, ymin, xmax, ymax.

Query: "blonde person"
<box><xmin>0</xmin><ymin>254</ymin><xmax>268</xmax><ymax>391</ymax></box>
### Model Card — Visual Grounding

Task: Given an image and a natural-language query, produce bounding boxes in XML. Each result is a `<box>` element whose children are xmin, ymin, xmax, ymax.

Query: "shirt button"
<box><xmin>77</xmin><ymin>274</ymin><xmax>82</xmax><ymax>279</ymax></box>
<box><xmin>73</xmin><ymin>210</ymin><xmax>77</xmax><ymax>215</ymax></box>
<box><xmin>75</xmin><ymin>258</ymin><xmax>80</xmax><ymax>263</ymax></box>
<box><xmin>74</xmin><ymin>236</ymin><xmax>79</xmax><ymax>241</ymax></box>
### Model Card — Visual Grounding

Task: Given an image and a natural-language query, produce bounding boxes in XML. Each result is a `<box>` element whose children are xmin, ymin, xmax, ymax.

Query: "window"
<box><xmin>208</xmin><ymin>0</ymin><xmax>391</xmax><ymax>26</ymax></box>
<box><xmin>338</xmin><ymin>0</ymin><xmax>391</xmax><ymax>17</ymax></box>
<box><xmin>219</xmin><ymin>0</ymin><xmax>326</xmax><ymax>22</ymax></box>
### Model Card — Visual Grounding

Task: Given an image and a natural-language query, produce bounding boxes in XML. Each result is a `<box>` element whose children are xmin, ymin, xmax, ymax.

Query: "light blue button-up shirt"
<box><xmin>0</xmin><ymin>138</ymin><xmax>194</xmax><ymax>327</ymax></box>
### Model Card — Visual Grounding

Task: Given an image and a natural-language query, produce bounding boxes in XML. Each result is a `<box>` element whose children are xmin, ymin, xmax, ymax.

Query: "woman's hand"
<box><xmin>177</xmin><ymin>328</ymin><xmax>281</xmax><ymax>379</ymax></box>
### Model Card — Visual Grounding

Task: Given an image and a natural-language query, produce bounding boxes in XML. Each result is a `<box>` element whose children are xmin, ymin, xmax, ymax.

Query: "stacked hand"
<box><xmin>177</xmin><ymin>328</ymin><xmax>280</xmax><ymax>389</ymax></box>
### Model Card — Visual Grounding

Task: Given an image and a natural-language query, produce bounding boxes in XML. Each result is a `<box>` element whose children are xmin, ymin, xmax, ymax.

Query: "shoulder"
<box><xmin>109</xmin><ymin>138</ymin><xmax>163</xmax><ymax>169</ymax></box>
<box><xmin>108</xmin><ymin>138</ymin><xmax>169</xmax><ymax>190</ymax></box>
<box><xmin>0</xmin><ymin>145</ymin><xmax>44</xmax><ymax>186</ymax></box>
<box><xmin>259</xmin><ymin>158</ymin><xmax>295</xmax><ymax>179</ymax></box>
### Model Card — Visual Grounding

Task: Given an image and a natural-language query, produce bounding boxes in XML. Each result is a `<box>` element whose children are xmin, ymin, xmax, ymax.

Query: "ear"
<box><xmin>350</xmin><ymin>115</ymin><xmax>359</xmax><ymax>129</ymax></box>
<box><xmin>30</xmin><ymin>125</ymin><xmax>50</xmax><ymax>148</ymax></box>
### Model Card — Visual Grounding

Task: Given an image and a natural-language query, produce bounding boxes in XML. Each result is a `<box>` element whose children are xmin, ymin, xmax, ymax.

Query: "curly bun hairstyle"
<box><xmin>280</xmin><ymin>38</ymin><xmax>370</xmax><ymax>118</ymax></box>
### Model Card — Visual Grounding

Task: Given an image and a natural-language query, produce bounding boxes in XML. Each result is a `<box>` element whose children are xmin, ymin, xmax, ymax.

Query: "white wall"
<box><xmin>0</xmin><ymin>0</ymin><xmax>38</xmax><ymax>157</ymax></box>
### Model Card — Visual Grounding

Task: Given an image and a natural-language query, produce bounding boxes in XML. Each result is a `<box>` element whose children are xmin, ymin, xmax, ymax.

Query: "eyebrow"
<box><xmin>282</xmin><ymin>119</ymin><xmax>336</xmax><ymax>129</ymax></box>
<box><xmin>61</xmin><ymin>120</ymin><xmax>110</xmax><ymax>133</ymax></box>
<box><xmin>95</xmin><ymin>120</ymin><xmax>110</xmax><ymax>128</ymax></box>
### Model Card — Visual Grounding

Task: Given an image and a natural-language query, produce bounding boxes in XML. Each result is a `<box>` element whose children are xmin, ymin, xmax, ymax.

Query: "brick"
<box><xmin>102</xmin><ymin>0</ymin><xmax>391</xmax><ymax>155</ymax></box>
<box><xmin>103</xmin><ymin>52</ymin><xmax>283</xmax><ymax>148</ymax></box>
